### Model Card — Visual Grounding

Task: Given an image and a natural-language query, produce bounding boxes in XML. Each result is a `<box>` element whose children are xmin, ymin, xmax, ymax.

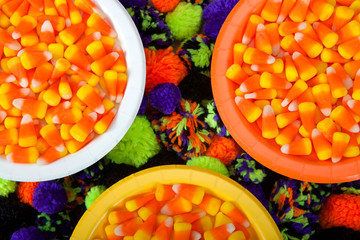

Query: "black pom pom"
<box><xmin>140</xmin><ymin>149</ymin><xmax>185</xmax><ymax>170</ymax></box>
<box><xmin>178</xmin><ymin>71</ymin><xmax>213</xmax><ymax>102</ymax></box>
<box><xmin>312</xmin><ymin>227</ymin><xmax>360</xmax><ymax>240</ymax></box>
<box><xmin>96</xmin><ymin>163</ymin><xmax>138</xmax><ymax>188</ymax></box>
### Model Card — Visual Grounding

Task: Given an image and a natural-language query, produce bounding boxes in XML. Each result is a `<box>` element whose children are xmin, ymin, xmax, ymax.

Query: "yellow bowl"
<box><xmin>71</xmin><ymin>165</ymin><xmax>281</xmax><ymax>240</ymax></box>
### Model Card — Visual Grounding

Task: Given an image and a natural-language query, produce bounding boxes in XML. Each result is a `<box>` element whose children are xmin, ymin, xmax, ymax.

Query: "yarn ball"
<box><xmin>312</xmin><ymin>227</ymin><xmax>360</xmax><ymax>240</ymax></box>
<box><xmin>279</xmin><ymin>212</ymin><xmax>319</xmax><ymax>240</ymax></box>
<box><xmin>140</xmin><ymin>148</ymin><xmax>185</xmax><ymax>170</ymax></box>
<box><xmin>106</xmin><ymin>116</ymin><xmax>161</xmax><ymax>167</ymax></box>
<box><xmin>152</xmin><ymin>0</ymin><xmax>180</xmax><ymax>12</ymax></box>
<box><xmin>204</xmin><ymin>100</ymin><xmax>230</xmax><ymax>137</ymax></box>
<box><xmin>127</xmin><ymin>7</ymin><xmax>174</xmax><ymax>49</ymax></box>
<box><xmin>187</xmin><ymin>156</ymin><xmax>230</xmax><ymax>177</ymax></box>
<box><xmin>71</xmin><ymin>160</ymin><xmax>104</xmax><ymax>182</ymax></box>
<box><xmin>10</xmin><ymin>226</ymin><xmax>45</xmax><ymax>240</ymax></box>
<box><xmin>231</xmin><ymin>153</ymin><xmax>267</xmax><ymax>184</ymax></box>
<box><xmin>152</xmin><ymin>99</ymin><xmax>212</xmax><ymax>159</ymax></box>
<box><xmin>178</xmin><ymin>71</ymin><xmax>213</xmax><ymax>102</ymax></box>
<box><xmin>17</xmin><ymin>182</ymin><xmax>39</xmax><ymax>206</ymax></box>
<box><xmin>36</xmin><ymin>212</ymin><xmax>72</xmax><ymax>240</ymax></box>
<box><xmin>32</xmin><ymin>181</ymin><xmax>68</xmax><ymax>215</ymax></box>
<box><xmin>138</xmin><ymin>95</ymin><xmax>148</xmax><ymax>116</ymax></box>
<box><xmin>119</xmin><ymin>0</ymin><xmax>148</xmax><ymax>8</ymax></box>
<box><xmin>241</xmin><ymin>183</ymin><xmax>269</xmax><ymax>210</ymax></box>
<box><xmin>96</xmin><ymin>163</ymin><xmax>138</xmax><ymax>188</ymax></box>
<box><xmin>186</xmin><ymin>0</ymin><xmax>211</xmax><ymax>6</ymax></box>
<box><xmin>0</xmin><ymin>178</ymin><xmax>17</xmax><ymax>197</ymax></box>
<box><xmin>85</xmin><ymin>185</ymin><xmax>107</xmax><ymax>209</ymax></box>
<box><xmin>166</xmin><ymin>2</ymin><xmax>203</xmax><ymax>41</ymax></box>
<box><xmin>205</xmin><ymin>136</ymin><xmax>241</xmax><ymax>165</ymax></box>
<box><xmin>0</xmin><ymin>195</ymin><xmax>38</xmax><ymax>240</ymax></box>
<box><xmin>177</xmin><ymin>34</ymin><xmax>214</xmax><ymax>74</ymax></box>
<box><xmin>319</xmin><ymin>194</ymin><xmax>360</xmax><ymax>231</ymax></box>
<box><xmin>145</xmin><ymin>47</ymin><xmax>188</xmax><ymax>93</ymax></box>
<box><xmin>149</xmin><ymin>83</ymin><xmax>182</xmax><ymax>115</ymax></box>
<box><xmin>202</xmin><ymin>0</ymin><xmax>239</xmax><ymax>41</ymax></box>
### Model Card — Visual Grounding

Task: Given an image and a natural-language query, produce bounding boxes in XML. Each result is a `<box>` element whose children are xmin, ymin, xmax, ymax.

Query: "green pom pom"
<box><xmin>166</xmin><ymin>2</ymin><xmax>203</xmax><ymax>41</ymax></box>
<box><xmin>106</xmin><ymin>116</ymin><xmax>161</xmax><ymax>167</ymax></box>
<box><xmin>85</xmin><ymin>185</ymin><xmax>107</xmax><ymax>209</ymax></box>
<box><xmin>187</xmin><ymin>156</ymin><xmax>229</xmax><ymax>177</ymax></box>
<box><xmin>0</xmin><ymin>178</ymin><xmax>17</xmax><ymax>197</ymax></box>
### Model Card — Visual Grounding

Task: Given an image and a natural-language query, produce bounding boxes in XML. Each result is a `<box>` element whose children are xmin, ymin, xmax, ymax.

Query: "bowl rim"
<box><xmin>211</xmin><ymin>0</ymin><xmax>360</xmax><ymax>183</ymax></box>
<box><xmin>0</xmin><ymin>0</ymin><xmax>146</xmax><ymax>182</ymax></box>
<box><xmin>70</xmin><ymin>165</ymin><xmax>281</xmax><ymax>240</ymax></box>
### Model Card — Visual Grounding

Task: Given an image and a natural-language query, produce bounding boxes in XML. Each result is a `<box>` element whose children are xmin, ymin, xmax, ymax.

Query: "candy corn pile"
<box><xmin>227</xmin><ymin>0</ymin><xmax>360</xmax><ymax>163</ymax></box>
<box><xmin>103</xmin><ymin>183</ymin><xmax>251</xmax><ymax>240</ymax></box>
<box><xmin>0</xmin><ymin>0</ymin><xmax>127</xmax><ymax>164</ymax></box>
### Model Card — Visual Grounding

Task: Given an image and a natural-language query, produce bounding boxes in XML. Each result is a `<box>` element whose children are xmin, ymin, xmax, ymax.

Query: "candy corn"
<box><xmin>160</xmin><ymin>197</ymin><xmax>192</xmax><ymax>216</ymax></box>
<box><xmin>172</xmin><ymin>183</ymin><xmax>205</xmax><ymax>205</ymax></box>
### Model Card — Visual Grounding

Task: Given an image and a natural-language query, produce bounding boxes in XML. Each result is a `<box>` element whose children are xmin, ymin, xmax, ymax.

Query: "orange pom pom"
<box><xmin>145</xmin><ymin>47</ymin><xmax>188</xmax><ymax>94</ymax></box>
<box><xmin>17</xmin><ymin>182</ymin><xmax>39</xmax><ymax>206</ymax></box>
<box><xmin>152</xmin><ymin>0</ymin><xmax>180</xmax><ymax>12</ymax></box>
<box><xmin>205</xmin><ymin>136</ymin><xmax>242</xmax><ymax>165</ymax></box>
<box><xmin>319</xmin><ymin>194</ymin><xmax>360</xmax><ymax>231</ymax></box>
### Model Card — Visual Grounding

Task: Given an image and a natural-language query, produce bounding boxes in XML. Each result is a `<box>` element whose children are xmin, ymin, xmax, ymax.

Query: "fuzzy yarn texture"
<box><xmin>106</xmin><ymin>116</ymin><xmax>161</xmax><ymax>167</ymax></box>
<box><xmin>279</xmin><ymin>212</ymin><xmax>319</xmax><ymax>240</ymax></box>
<box><xmin>178</xmin><ymin>71</ymin><xmax>213</xmax><ymax>102</ymax></box>
<box><xmin>152</xmin><ymin>100</ymin><xmax>212</xmax><ymax>159</ymax></box>
<box><xmin>319</xmin><ymin>194</ymin><xmax>360</xmax><ymax>231</ymax></box>
<box><xmin>127</xmin><ymin>7</ymin><xmax>174</xmax><ymax>49</ymax></box>
<box><xmin>177</xmin><ymin>34</ymin><xmax>214</xmax><ymax>74</ymax></box>
<box><xmin>119</xmin><ymin>0</ymin><xmax>148</xmax><ymax>8</ymax></box>
<box><xmin>187</xmin><ymin>156</ymin><xmax>229</xmax><ymax>176</ymax></box>
<box><xmin>10</xmin><ymin>226</ymin><xmax>45</xmax><ymax>240</ymax></box>
<box><xmin>202</xmin><ymin>0</ymin><xmax>239</xmax><ymax>40</ymax></box>
<box><xmin>0</xmin><ymin>179</ymin><xmax>17</xmax><ymax>197</ymax></box>
<box><xmin>152</xmin><ymin>0</ymin><xmax>180</xmax><ymax>12</ymax></box>
<box><xmin>85</xmin><ymin>185</ymin><xmax>107</xmax><ymax>209</ymax></box>
<box><xmin>32</xmin><ymin>181</ymin><xmax>67</xmax><ymax>215</ymax></box>
<box><xmin>149</xmin><ymin>83</ymin><xmax>182</xmax><ymax>115</ymax></box>
<box><xmin>242</xmin><ymin>183</ymin><xmax>269</xmax><ymax>210</ymax></box>
<box><xmin>205</xmin><ymin>136</ymin><xmax>241</xmax><ymax>165</ymax></box>
<box><xmin>166</xmin><ymin>2</ymin><xmax>203</xmax><ymax>41</ymax></box>
<box><xmin>204</xmin><ymin>100</ymin><xmax>230</xmax><ymax>137</ymax></box>
<box><xmin>17</xmin><ymin>182</ymin><xmax>39</xmax><ymax>206</ymax></box>
<box><xmin>145</xmin><ymin>47</ymin><xmax>188</xmax><ymax>93</ymax></box>
<box><xmin>36</xmin><ymin>211</ymin><xmax>72</xmax><ymax>240</ymax></box>
<box><xmin>312</xmin><ymin>227</ymin><xmax>360</xmax><ymax>240</ymax></box>
<box><xmin>138</xmin><ymin>95</ymin><xmax>148</xmax><ymax>116</ymax></box>
<box><xmin>231</xmin><ymin>153</ymin><xmax>267</xmax><ymax>184</ymax></box>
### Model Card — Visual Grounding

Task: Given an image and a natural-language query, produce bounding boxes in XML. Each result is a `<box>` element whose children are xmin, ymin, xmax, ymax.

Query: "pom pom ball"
<box><xmin>204</xmin><ymin>100</ymin><xmax>230</xmax><ymax>137</ymax></box>
<box><xmin>0</xmin><ymin>178</ymin><xmax>17</xmax><ymax>197</ymax></box>
<box><xmin>166</xmin><ymin>2</ymin><xmax>203</xmax><ymax>41</ymax></box>
<box><xmin>312</xmin><ymin>227</ymin><xmax>360</xmax><ymax>240</ymax></box>
<box><xmin>138</xmin><ymin>95</ymin><xmax>148</xmax><ymax>116</ymax></box>
<box><xmin>36</xmin><ymin>211</ymin><xmax>72</xmax><ymax>240</ymax></box>
<box><xmin>17</xmin><ymin>182</ymin><xmax>39</xmax><ymax>206</ymax></box>
<box><xmin>128</xmin><ymin>7</ymin><xmax>174</xmax><ymax>49</ymax></box>
<box><xmin>85</xmin><ymin>185</ymin><xmax>107</xmax><ymax>209</ymax></box>
<box><xmin>97</xmin><ymin>163</ymin><xmax>138</xmax><ymax>188</ymax></box>
<box><xmin>231</xmin><ymin>153</ymin><xmax>267</xmax><ymax>184</ymax></box>
<box><xmin>186</xmin><ymin>156</ymin><xmax>230</xmax><ymax>176</ymax></box>
<box><xmin>32</xmin><ymin>181</ymin><xmax>67</xmax><ymax>215</ymax></box>
<box><xmin>152</xmin><ymin>0</ymin><xmax>180</xmax><ymax>12</ymax></box>
<box><xmin>140</xmin><ymin>149</ymin><xmax>185</xmax><ymax>169</ymax></box>
<box><xmin>119</xmin><ymin>0</ymin><xmax>148</xmax><ymax>8</ymax></box>
<box><xmin>149</xmin><ymin>83</ymin><xmax>182</xmax><ymax>115</ymax></box>
<box><xmin>202</xmin><ymin>0</ymin><xmax>239</xmax><ymax>40</ymax></box>
<box><xmin>70</xmin><ymin>160</ymin><xmax>104</xmax><ymax>182</ymax></box>
<box><xmin>178</xmin><ymin>71</ymin><xmax>213</xmax><ymax>102</ymax></box>
<box><xmin>145</xmin><ymin>47</ymin><xmax>188</xmax><ymax>93</ymax></box>
<box><xmin>205</xmin><ymin>136</ymin><xmax>241</xmax><ymax>165</ymax></box>
<box><xmin>177</xmin><ymin>34</ymin><xmax>214</xmax><ymax>74</ymax></box>
<box><xmin>106</xmin><ymin>116</ymin><xmax>161</xmax><ymax>167</ymax></box>
<box><xmin>10</xmin><ymin>226</ymin><xmax>45</xmax><ymax>240</ymax></box>
<box><xmin>152</xmin><ymin>99</ymin><xmax>212</xmax><ymax>159</ymax></box>
<box><xmin>278</xmin><ymin>212</ymin><xmax>319</xmax><ymax>240</ymax></box>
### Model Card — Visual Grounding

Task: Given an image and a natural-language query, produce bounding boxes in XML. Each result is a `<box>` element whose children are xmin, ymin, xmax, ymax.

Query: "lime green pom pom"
<box><xmin>187</xmin><ymin>156</ymin><xmax>230</xmax><ymax>177</ymax></box>
<box><xmin>106</xmin><ymin>116</ymin><xmax>161</xmax><ymax>168</ymax></box>
<box><xmin>85</xmin><ymin>185</ymin><xmax>107</xmax><ymax>209</ymax></box>
<box><xmin>166</xmin><ymin>2</ymin><xmax>203</xmax><ymax>41</ymax></box>
<box><xmin>0</xmin><ymin>178</ymin><xmax>17</xmax><ymax>197</ymax></box>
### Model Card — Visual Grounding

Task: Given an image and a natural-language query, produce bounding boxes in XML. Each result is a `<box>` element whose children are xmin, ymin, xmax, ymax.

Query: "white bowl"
<box><xmin>0</xmin><ymin>0</ymin><xmax>145</xmax><ymax>181</ymax></box>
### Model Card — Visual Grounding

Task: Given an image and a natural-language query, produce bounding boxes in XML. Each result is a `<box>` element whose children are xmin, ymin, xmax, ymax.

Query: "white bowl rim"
<box><xmin>0</xmin><ymin>0</ymin><xmax>146</xmax><ymax>182</ymax></box>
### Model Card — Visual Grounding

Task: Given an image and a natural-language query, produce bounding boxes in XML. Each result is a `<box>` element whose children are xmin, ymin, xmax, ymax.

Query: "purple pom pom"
<box><xmin>149</xmin><ymin>83</ymin><xmax>182</xmax><ymax>115</ymax></box>
<box><xmin>32</xmin><ymin>181</ymin><xmax>67</xmax><ymax>215</ymax></box>
<box><xmin>118</xmin><ymin>0</ymin><xmax>147</xmax><ymax>8</ymax></box>
<box><xmin>202</xmin><ymin>0</ymin><xmax>239</xmax><ymax>40</ymax></box>
<box><xmin>138</xmin><ymin>95</ymin><xmax>148</xmax><ymax>116</ymax></box>
<box><xmin>11</xmin><ymin>226</ymin><xmax>45</xmax><ymax>240</ymax></box>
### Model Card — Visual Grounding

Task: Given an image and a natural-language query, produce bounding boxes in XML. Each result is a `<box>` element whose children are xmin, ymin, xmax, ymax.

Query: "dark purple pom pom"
<box><xmin>149</xmin><ymin>83</ymin><xmax>182</xmax><ymax>115</ymax></box>
<box><xmin>32</xmin><ymin>181</ymin><xmax>67</xmax><ymax>215</ymax></box>
<box><xmin>118</xmin><ymin>0</ymin><xmax>148</xmax><ymax>8</ymax></box>
<box><xmin>138</xmin><ymin>95</ymin><xmax>148</xmax><ymax>116</ymax></box>
<box><xmin>11</xmin><ymin>226</ymin><xmax>45</xmax><ymax>240</ymax></box>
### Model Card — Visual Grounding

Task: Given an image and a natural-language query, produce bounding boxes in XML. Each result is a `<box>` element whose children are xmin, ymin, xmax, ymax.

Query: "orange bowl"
<box><xmin>211</xmin><ymin>0</ymin><xmax>360</xmax><ymax>183</ymax></box>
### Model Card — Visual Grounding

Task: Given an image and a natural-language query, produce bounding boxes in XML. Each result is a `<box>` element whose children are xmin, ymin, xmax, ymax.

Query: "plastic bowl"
<box><xmin>0</xmin><ymin>0</ymin><xmax>145</xmax><ymax>182</ymax></box>
<box><xmin>70</xmin><ymin>165</ymin><xmax>281</xmax><ymax>240</ymax></box>
<box><xmin>211</xmin><ymin>0</ymin><xmax>360</xmax><ymax>183</ymax></box>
